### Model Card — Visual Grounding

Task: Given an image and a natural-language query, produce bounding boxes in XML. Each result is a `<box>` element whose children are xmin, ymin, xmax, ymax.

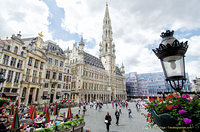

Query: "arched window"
<box><xmin>14</xmin><ymin>46</ymin><xmax>18</xmax><ymax>54</ymax></box>
<box><xmin>7</xmin><ymin>45</ymin><xmax>10</xmax><ymax>50</ymax></box>
<box><xmin>106</xmin><ymin>43</ymin><xmax>108</xmax><ymax>52</ymax></box>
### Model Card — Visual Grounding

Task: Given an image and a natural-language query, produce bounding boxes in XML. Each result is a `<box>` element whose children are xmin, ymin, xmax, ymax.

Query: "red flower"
<box><xmin>166</xmin><ymin>105</ymin><xmax>172</xmax><ymax>110</ymax></box>
<box><xmin>159</xmin><ymin>99</ymin><xmax>163</xmax><ymax>102</ymax></box>
<box><xmin>150</xmin><ymin>98</ymin><xmax>154</xmax><ymax>102</ymax></box>
<box><xmin>167</xmin><ymin>95</ymin><xmax>173</xmax><ymax>99</ymax></box>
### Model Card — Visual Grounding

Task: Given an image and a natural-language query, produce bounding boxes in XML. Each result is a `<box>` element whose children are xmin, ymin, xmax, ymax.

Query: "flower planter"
<box><xmin>150</xmin><ymin>110</ymin><xmax>182</xmax><ymax>132</ymax></box>
<box><xmin>72</xmin><ymin>122</ymin><xmax>85</xmax><ymax>132</ymax></box>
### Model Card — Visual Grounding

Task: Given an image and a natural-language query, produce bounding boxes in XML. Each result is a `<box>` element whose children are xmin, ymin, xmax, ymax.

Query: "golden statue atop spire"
<box><xmin>38</xmin><ymin>32</ymin><xmax>44</xmax><ymax>37</ymax></box>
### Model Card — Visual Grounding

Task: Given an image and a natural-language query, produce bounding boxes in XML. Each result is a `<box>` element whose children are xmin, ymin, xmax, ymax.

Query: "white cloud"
<box><xmin>56</xmin><ymin>0</ymin><xmax>200</xmax><ymax>80</ymax></box>
<box><xmin>55</xmin><ymin>39</ymin><xmax>75</xmax><ymax>51</ymax></box>
<box><xmin>0</xmin><ymin>0</ymin><xmax>51</xmax><ymax>40</ymax></box>
<box><xmin>184</xmin><ymin>36</ymin><xmax>200</xmax><ymax>56</ymax></box>
<box><xmin>1</xmin><ymin>0</ymin><xmax>200</xmax><ymax>80</ymax></box>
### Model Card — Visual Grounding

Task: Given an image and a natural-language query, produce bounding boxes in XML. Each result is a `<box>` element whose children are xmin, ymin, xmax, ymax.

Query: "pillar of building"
<box><xmin>86</xmin><ymin>94</ymin><xmax>88</xmax><ymax>103</ymax></box>
<box><xmin>32</xmin><ymin>88</ymin><xmax>36</xmax><ymax>104</ymax></box>
<box><xmin>24</xmin><ymin>87</ymin><xmax>30</xmax><ymax>105</ymax></box>
<box><xmin>19</xmin><ymin>87</ymin><xmax>23</xmax><ymax>105</ymax></box>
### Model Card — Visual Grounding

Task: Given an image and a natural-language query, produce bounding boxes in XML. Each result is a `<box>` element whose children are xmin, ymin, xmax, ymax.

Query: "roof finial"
<box><xmin>106</xmin><ymin>0</ymin><xmax>108</xmax><ymax>6</ymax></box>
<box><xmin>81</xmin><ymin>34</ymin><xmax>83</xmax><ymax>43</ymax></box>
<box><xmin>38</xmin><ymin>32</ymin><xmax>44</xmax><ymax>38</ymax></box>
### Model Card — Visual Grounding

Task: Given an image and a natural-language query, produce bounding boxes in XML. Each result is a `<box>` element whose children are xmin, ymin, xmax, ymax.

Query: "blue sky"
<box><xmin>1</xmin><ymin>0</ymin><xmax>200</xmax><ymax>79</ymax></box>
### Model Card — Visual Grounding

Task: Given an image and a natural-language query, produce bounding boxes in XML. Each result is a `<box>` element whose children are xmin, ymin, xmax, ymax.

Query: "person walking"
<box><xmin>105</xmin><ymin>112</ymin><xmax>112</xmax><ymax>132</ymax></box>
<box><xmin>83</xmin><ymin>105</ymin><xmax>86</xmax><ymax>117</ymax></box>
<box><xmin>112</xmin><ymin>102</ymin><xmax>114</xmax><ymax>109</ymax></box>
<box><xmin>115</xmin><ymin>109</ymin><xmax>120</xmax><ymax>125</ymax></box>
<box><xmin>119</xmin><ymin>104</ymin><xmax>122</xmax><ymax>114</ymax></box>
<box><xmin>128</xmin><ymin>108</ymin><xmax>132</xmax><ymax>118</ymax></box>
<box><xmin>136</xmin><ymin>102</ymin><xmax>139</xmax><ymax>112</ymax></box>
<box><xmin>115</xmin><ymin>103</ymin><xmax>118</xmax><ymax>109</ymax></box>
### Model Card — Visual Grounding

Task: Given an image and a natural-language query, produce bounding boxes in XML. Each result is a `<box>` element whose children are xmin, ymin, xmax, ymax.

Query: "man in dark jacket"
<box><xmin>115</xmin><ymin>109</ymin><xmax>120</xmax><ymax>125</ymax></box>
<box><xmin>105</xmin><ymin>112</ymin><xmax>112</xmax><ymax>132</ymax></box>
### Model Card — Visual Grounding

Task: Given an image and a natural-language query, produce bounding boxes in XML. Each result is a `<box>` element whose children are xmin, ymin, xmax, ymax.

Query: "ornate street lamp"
<box><xmin>0</xmin><ymin>72</ymin><xmax>6</xmax><ymax>97</ymax></box>
<box><xmin>153</xmin><ymin>30</ymin><xmax>188</xmax><ymax>93</ymax></box>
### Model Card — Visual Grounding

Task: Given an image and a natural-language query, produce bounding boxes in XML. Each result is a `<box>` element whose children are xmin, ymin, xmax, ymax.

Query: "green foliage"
<box><xmin>35</xmin><ymin>118</ymin><xmax>84</xmax><ymax>131</ymax></box>
<box><xmin>77</xmin><ymin>117</ymin><xmax>84</xmax><ymax>123</ymax></box>
<box><xmin>56</xmin><ymin>124</ymin><xmax>64</xmax><ymax>130</ymax></box>
<box><xmin>45</xmin><ymin>126</ymin><xmax>55</xmax><ymax>132</ymax></box>
<box><xmin>64</xmin><ymin>121</ymin><xmax>73</xmax><ymax>126</ymax></box>
<box><xmin>35</xmin><ymin>129</ymin><xmax>45</xmax><ymax>132</ymax></box>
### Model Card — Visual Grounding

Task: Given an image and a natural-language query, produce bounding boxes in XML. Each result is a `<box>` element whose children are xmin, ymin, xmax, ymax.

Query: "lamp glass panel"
<box><xmin>162</xmin><ymin>56</ymin><xmax>184</xmax><ymax>78</ymax></box>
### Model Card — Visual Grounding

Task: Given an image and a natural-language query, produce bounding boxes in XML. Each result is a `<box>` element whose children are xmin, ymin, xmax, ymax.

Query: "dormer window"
<box><xmin>7</xmin><ymin>45</ymin><xmax>10</xmax><ymax>50</ymax></box>
<box><xmin>14</xmin><ymin>46</ymin><xmax>18</xmax><ymax>54</ymax></box>
<box><xmin>21</xmin><ymin>51</ymin><xmax>24</xmax><ymax>57</ymax></box>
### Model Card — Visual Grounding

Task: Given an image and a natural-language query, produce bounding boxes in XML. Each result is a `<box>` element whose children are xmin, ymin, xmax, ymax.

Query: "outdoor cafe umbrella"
<box><xmin>15</xmin><ymin>100</ymin><xmax>19</xmax><ymax>106</ymax></box>
<box><xmin>45</xmin><ymin>107</ymin><xmax>50</xmax><ymax>123</ymax></box>
<box><xmin>30</xmin><ymin>106</ymin><xmax>37</xmax><ymax>119</ymax></box>
<box><xmin>43</xmin><ymin>103</ymin><xmax>47</xmax><ymax>115</ymax></box>
<box><xmin>10</xmin><ymin>103</ymin><xmax>14</xmax><ymax>115</ymax></box>
<box><xmin>11</xmin><ymin>108</ymin><xmax>20</xmax><ymax>129</ymax></box>
<box><xmin>53</xmin><ymin>103</ymin><xmax>58</xmax><ymax>116</ymax></box>
<box><xmin>67</xmin><ymin>103</ymin><xmax>72</xmax><ymax>119</ymax></box>
<box><xmin>29</xmin><ymin>104</ymin><xmax>33</xmax><ymax>114</ymax></box>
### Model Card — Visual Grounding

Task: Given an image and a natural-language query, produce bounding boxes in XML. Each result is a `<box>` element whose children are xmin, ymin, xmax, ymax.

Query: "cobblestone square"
<box><xmin>60</xmin><ymin>103</ymin><xmax>162</xmax><ymax>132</ymax></box>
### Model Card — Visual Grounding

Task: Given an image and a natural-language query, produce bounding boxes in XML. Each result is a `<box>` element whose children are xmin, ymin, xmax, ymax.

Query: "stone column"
<box><xmin>32</xmin><ymin>88</ymin><xmax>36</xmax><ymax>104</ymax></box>
<box><xmin>19</xmin><ymin>87</ymin><xmax>23</xmax><ymax>105</ymax></box>
<box><xmin>24</xmin><ymin>87</ymin><xmax>30</xmax><ymax>105</ymax></box>
<box><xmin>86</xmin><ymin>94</ymin><xmax>88</xmax><ymax>103</ymax></box>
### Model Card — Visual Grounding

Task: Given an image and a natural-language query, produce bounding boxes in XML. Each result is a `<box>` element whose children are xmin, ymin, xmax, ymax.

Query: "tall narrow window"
<box><xmin>7</xmin><ymin>70</ymin><xmax>13</xmax><ymax>83</ymax></box>
<box><xmin>40</xmin><ymin>62</ymin><xmax>43</xmax><ymax>70</ymax></box>
<box><xmin>3</xmin><ymin>55</ymin><xmax>9</xmax><ymax>65</ymax></box>
<box><xmin>0</xmin><ymin>69</ymin><xmax>6</xmax><ymax>77</ymax></box>
<box><xmin>60</xmin><ymin>61</ymin><xmax>63</xmax><ymax>67</ymax></box>
<box><xmin>10</xmin><ymin>57</ymin><xmax>16</xmax><ymax>67</ymax></box>
<box><xmin>28</xmin><ymin>57</ymin><xmax>32</xmax><ymax>66</ymax></box>
<box><xmin>106</xmin><ymin>43</ymin><xmax>108</xmax><ymax>52</ymax></box>
<box><xmin>17</xmin><ymin>60</ymin><xmax>23</xmax><ymax>69</ymax></box>
<box><xmin>53</xmin><ymin>72</ymin><xmax>56</xmax><ymax>79</ymax></box>
<box><xmin>14</xmin><ymin>46</ymin><xmax>18</xmax><ymax>54</ymax></box>
<box><xmin>25</xmin><ymin>69</ymin><xmax>30</xmax><ymax>82</ymax></box>
<box><xmin>34</xmin><ymin>60</ymin><xmax>38</xmax><ymax>68</ymax></box>
<box><xmin>55</xmin><ymin>59</ymin><xmax>58</xmax><ymax>66</ymax></box>
<box><xmin>32</xmin><ymin>70</ymin><xmax>37</xmax><ymax>83</ymax></box>
<box><xmin>46</xmin><ymin>71</ymin><xmax>50</xmax><ymax>79</ymax></box>
<box><xmin>21</xmin><ymin>51</ymin><xmax>24</xmax><ymax>57</ymax></box>
<box><xmin>14</xmin><ymin>72</ymin><xmax>20</xmax><ymax>83</ymax></box>
<box><xmin>7</xmin><ymin>45</ymin><xmax>10</xmax><ymax>50</ymax></box>
<box><xmin>58</xmin><ymin>73</ymin><xmax>62</xmax><ymax>81</ymax></box>
<box><xmin>48</xmin><ymin>58</ymin><xmax>52</xmax><ymax>64</ymax></box>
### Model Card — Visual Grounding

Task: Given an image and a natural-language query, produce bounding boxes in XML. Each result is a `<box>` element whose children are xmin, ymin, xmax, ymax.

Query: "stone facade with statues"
<box><xmin>67</xmin><ymin>3</ymin><xmax>126</xmax><ymax>103</ymax></box>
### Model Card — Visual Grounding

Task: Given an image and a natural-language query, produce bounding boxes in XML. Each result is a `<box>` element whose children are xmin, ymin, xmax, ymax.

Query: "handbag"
<box><xmin>105</xmin><ymin>120</ymin><xmax>108</xmax><ymax>123</ymax></box>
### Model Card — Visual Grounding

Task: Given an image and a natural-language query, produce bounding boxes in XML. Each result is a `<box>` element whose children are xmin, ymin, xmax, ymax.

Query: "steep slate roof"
<box><xmin>84</xmin><ymin>52</ymin><xmax>105</xmax><ymax>69</ymax></box>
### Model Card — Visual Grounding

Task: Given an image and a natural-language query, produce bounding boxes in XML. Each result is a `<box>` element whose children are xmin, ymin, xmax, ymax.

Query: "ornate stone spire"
<box><xmin>100</xmin><ymin>2</ymin><xmax>116</xmax><ymax>72</ymax></box>
<box><xmin>103</xmin><ymin>2</ymin><xmax>112</xmax><ymax>41</ymax></box>
<box><xmin>79</xmin><ymin>35</ymin><xmax>84</xmax><ymax>51</ymax></box>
